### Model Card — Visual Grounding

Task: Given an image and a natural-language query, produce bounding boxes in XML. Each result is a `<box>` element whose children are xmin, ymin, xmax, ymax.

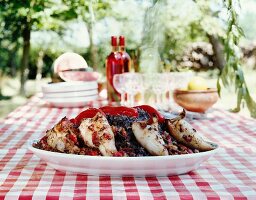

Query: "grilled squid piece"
<box><xmin>167</xmin><ymin>110</ymin><xmax>217</xmax><ymax>151</ymax></box>
<box><xmin>46</xmin><ymin>117</ymin><xmax>80</xmax><ymax>153</ymax></box>
<box><xmin>79</xmin><ymin>112</ymin><xmax>117</xmax><ymax>156</ymax></box>
<box><xmin>132</xmin><ymin>118</ymin><xmax>168</xmax><ymax>156</ymax></box>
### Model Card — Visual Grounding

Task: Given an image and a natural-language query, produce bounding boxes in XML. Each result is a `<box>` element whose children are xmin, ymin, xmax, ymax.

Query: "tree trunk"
<box><xmin>0</xmin><ymin>70</ymin><xmax>3</xmax><ymax>97</ymax></box>
<box><xmin>10</xmin><ymin>44</ymin><xmax>19</xmax><ymax>77</ymax></box>
<box><xmin>36</xmin><ymin>51</ymin><xmax>44</xmax><ymax>81</ymax></box>
<box><xmin>207</xmin><ymin>34</ymin><xmax>225</xmax><ymax>71</ymax></box>
<box><xmin>19</xmin><ymin>21</ymin><xmax>31</xmax><ymax>96</ymax></box>
<box><xmin>35</xmin><ymin>51</ymin><xmax>44</xmax><ymax>92</ymax></box>
<box><xmin>88</xmin><ymin>22</ymin><xmax>98</xmax><ymax>70</ymax></box>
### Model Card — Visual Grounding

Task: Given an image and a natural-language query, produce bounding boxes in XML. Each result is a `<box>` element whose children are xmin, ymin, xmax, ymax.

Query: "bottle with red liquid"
<box><xmin>106</xmin><ymin>36</ymin><xmax>124</xmax><ymax>102</ymax></box>
<box><xmin>119</xmin><ymin>36</ymin><xmax>131</xmax><ymax>72</ymax></box>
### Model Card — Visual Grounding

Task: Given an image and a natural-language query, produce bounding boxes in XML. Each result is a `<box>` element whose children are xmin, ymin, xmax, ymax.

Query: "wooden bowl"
<box><xmin>173</xmin><ymin>88</ymin><xmax>218</xmax><ymax>113</ymax></box>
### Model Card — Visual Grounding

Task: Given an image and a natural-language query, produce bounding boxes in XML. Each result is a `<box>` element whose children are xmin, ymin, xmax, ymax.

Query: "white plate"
<box><xmin>44</xmin><ymin>95</ymin><xmax>98</xmax><ymax>107</ymax></box>
<box><xmin>42</xmin><ymin>81</ymin><xmax>98</xmax><ymax>93</ymax></box>
<box><xmin>53</xmin><ymin>52</ymin><xmax>88</xmax><ymax>73</ymax></box>
<box><xmin>43</xmin><ymin>89</ymin><xmax>98</xmax><ymax>98</ymax></box>
<box><xmin>28</xmin><ymin>140</ymin><xmax>219</xmax><ymax>176</ymax></box>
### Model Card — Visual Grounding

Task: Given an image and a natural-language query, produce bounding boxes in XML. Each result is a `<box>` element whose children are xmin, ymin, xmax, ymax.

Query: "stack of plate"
<box><xmin>42</xmin><ymin>81</ymin><xmax>98</xmax><ymax>107</ymax></box>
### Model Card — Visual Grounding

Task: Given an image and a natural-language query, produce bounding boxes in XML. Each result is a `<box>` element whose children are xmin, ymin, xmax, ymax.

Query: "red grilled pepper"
<box><xmin>134</xmin><ymin>105</ymin><xmax>165</xmax><ymax>123</ymax></box>
<box><xmin>74</xmin><ymin>108</ymin><xmax>104</xmax><ymax>125</ymax></box>
<box><xmin>69</xmin><ymin>133</ymin><xmax>78</xmax><ymax>143</ymax></box>
<box><xmin>70</xmin><ymin>118</ymin><xmax>76</xmax><ymax>124</ymax></box>
<box><xmin>100</xmin><ymin>106</ymin><xmax>138</xmax><ymax>118</ymax></box>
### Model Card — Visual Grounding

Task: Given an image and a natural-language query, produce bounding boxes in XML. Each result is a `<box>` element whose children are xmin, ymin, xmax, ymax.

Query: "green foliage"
<box><xmin>0</xmin><ymin>0</ymin><xmax>57</xmax><ymax>70</ymax></box>
<box><xmin>239</xmin><ymin>0</ymin><xmax>256</xmax><ymax>41</ymax></box>
<box><xmin>0</xmin><ymin>0</ymin><xmax>54</xmax><ymax>33</ymax></box>
<box><xmin>140</xmin><ymin>0</ymin><xmax>225</xmax><ymax>72</ymax></box>
<box><xmin>217</xmin><ymin>0</ymin><xmax>256</xmax><ymax>117</ymax></box>
<box><xmin>56</xmin><ymin>0</ymin><xmax>112</xmax><ymax>69</ymax></box>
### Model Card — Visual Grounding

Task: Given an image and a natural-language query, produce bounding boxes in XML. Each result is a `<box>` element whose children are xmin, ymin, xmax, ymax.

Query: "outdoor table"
<box><xmin>0</xmin><ymin>95</ymin><xmax>256</xmax><ymax>199</ymax></box>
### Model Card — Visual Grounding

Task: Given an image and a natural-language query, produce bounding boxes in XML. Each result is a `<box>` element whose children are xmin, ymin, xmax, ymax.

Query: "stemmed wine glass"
<box><xmin>165</xmin><ymin>71</ymin><xmax>193</xmax><ymax>109</ymax></box>
<box><xmin>147</xmin><ymin>73</ymin><xmax>169</xmax><ymax>110</ymax></box>
<box><xmin>160</xmin><ymin>73</ymin><xmax>170</xmax><ymax>110</ymax></box>
<box><xmin>123</xmin><ymin>73</ymin><xmax>143</xmax><ymax>107</ymax></box>
<box><xmin>141</xmin><ymin>73</ymin><xmax>150</xmax><ymax>104</ymax></box>
<box><xmin>113</xmin><ymin>74</ymin><xmax>126</xmax><ymax>106</ymax></box>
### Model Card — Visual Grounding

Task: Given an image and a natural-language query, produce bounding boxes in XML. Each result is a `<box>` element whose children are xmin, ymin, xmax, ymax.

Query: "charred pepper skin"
<box><xmin>100</xmin><ymin>106</ymin><xmax>139</xmax><ymax>118</ymax></box>
<box><xmin>73</xmin><ymin>105</ymin><xmax>164</xmax><ymax>126</ymax></box>
<box><xmin>134</xmin><ymin>105</ymin><xmax>165</xmax><ymax>123</ymax></box>
<box><xmin>74</xmin><ymin>108</ymin><xmax>105</xmax><ymax>125</ymax></box>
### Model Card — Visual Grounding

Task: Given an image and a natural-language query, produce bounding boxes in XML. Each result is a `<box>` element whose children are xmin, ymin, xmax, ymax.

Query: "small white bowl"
<box><xmin>42</xmin><ymin>81</ymin><xmax>98</xmax><ymax>93</ymax></box>
<box><xmin>43</xmin><ymin>89</ymin><xmax>98</xmax><ymax>98</ymax></box>
<box><xmin>44</xmin><ymin>95</ymin><xmax>98</xmax><ymax>107</ymax></box>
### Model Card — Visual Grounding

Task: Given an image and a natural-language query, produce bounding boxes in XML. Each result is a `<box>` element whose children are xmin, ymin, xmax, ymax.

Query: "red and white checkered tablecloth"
<box><xmin>0</xmin><ymin>96</ymin><xmax>256</xmax><ymax>199</ymax></box>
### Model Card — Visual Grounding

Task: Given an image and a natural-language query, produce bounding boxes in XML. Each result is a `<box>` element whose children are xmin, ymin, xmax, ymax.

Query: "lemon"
<box><xmin>187</xmin><ymin>77</ymin><xmax>208</xmax><ymax>90</ymax></box>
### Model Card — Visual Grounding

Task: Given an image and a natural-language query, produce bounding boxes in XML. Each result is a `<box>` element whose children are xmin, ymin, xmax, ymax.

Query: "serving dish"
<box><xmin>28</xmin><ymin>140</ymin><xmax>218</xmax><ymax>176</ymax></box>
<box><xmin>173</xmin><ymin>88</ymin><xmax>218</xmax><ymax>113</ymax></box>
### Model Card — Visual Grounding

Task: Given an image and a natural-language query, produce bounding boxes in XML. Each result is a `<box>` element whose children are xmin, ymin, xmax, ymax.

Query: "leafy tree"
<box><xmin>218</xmin><ymin>0</ymin><xmax>256</xmax><ymax>117</ymax></box>
<box><xmin>0</xmin><ymin>0</ymin><xmax>56</xmax><ymax>95</ymax></box>
<box><xmin>54</xmin><ymin>0</ymin><xmax>112</xmax><ymax>70</ymax></box>
<box><xmin>0</xmin><ymin>7</ymin><xmax>20</xmax><ymax>98</ymax></box>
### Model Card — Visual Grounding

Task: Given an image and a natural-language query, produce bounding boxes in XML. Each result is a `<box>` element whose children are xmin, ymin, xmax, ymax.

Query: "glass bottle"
<box><xmin>119</xmin><ymin>36</ymin><xmax>131</xmax><ymax>72</ymax></box>
<box><xmin>106</xmin><ymin>36</ymin><xmax>123</xmax><ymax>102</ymax></box>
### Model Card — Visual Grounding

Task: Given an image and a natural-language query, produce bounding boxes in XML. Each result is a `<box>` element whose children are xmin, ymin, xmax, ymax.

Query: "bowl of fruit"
<box><xmin>173</xmin><ymin>77</ymin><xmax>219</xmax><ymax>113</ymax></box>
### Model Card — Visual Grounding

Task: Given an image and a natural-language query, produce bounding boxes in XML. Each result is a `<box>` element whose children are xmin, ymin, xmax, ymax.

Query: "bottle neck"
<box><xmin>119</xmin><ymin>45</ymin><xmax>125</xmax><ymax>52</ymax></box>
<box><xmin>112</xmin><ymin>45</ymin><xmax>118</xmax><ymax>52</ymax></box>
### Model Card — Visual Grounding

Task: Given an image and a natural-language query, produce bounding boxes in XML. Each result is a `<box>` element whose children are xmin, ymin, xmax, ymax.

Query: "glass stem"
<box><xmin>162</xmin><ymin>91</ymin><xmax>169</xmax><ymax>110</ymax></box>
<box><xmin>169</xmin><ymin>89</ymin><xmax>174</xmax><ymax>109</ymax></box>
<box><xmin>156</xmin><ymin>93</ymin><xmax>162</xmax><ymax>109</ymax></box>
<box><xmin>141</xmin><ymin>91</ymin><xmax>145</xmax><ymax>105</ymax></box>
<box><xmin>128</xmin><ymin>94</ymin><xmax>134</xmax><ymax>107</ymax></box>
<box><xmin>120</xmin><ymin>93</ymin><xmax>125</xmax><ymax>106</ymax></box>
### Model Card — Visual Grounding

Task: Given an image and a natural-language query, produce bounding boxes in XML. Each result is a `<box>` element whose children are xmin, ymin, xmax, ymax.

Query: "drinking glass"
<box><xmin>123</xmin><ymin>73</ymin><xmax>143</xmax><ymax>107</ymax></box>
<box><xmin>141</xmin><ymin>73</ymin><xmax>151</xmax><ymax>104</ymax></box>
<box><xmin>160</xmin><ymin>73</ymin><xmax>170</xmax><ymax>110</ymax></box>
<box><xmin>113</xmin><ymin>74</ymin><xmax>126</xmax><ymax>106</ymax></box>
<box><xmin>166</xmin><ymin>71</ymin><xmax>193</xmax><ymax>109</ymax></box>
<box><xmin>146</xmin><ymin>73</ymin><xmax>168</xmax><ymax>110</ymax></box>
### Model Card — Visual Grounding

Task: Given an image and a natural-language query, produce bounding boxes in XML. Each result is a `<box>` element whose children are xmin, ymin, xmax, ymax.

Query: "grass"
<box><xmin>0</xmin><ymin>77</ymin><xmax>50</xmax><ymax>120</ymax></box>
<box><xmin>0</xmin><ymin>96</ymin><xmax>26</xmax><ymax>118</ymax></box>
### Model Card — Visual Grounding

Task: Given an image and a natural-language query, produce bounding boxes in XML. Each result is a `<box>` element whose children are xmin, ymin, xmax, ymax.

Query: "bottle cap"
<box><xmin>111</xmin><ymin>36</ymin><xmax>118</xmax><ymax>46</ymax></box>
<box><xmin>119</xmin><ymin>36</ymin><xmax>125</xmax><ymax>46</ymax></box>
